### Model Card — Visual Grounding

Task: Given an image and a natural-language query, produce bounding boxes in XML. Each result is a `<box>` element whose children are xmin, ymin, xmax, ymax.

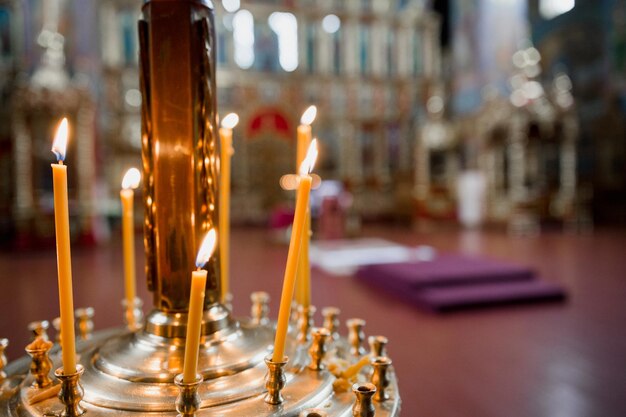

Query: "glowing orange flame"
<box><xmin>51</xmin><ymin>118</ymin><xmax>69</xmax><ymax>162</ymax></box>
<box><xmin>221</xmin><ymin>113</ymin><xmax>239</xmax><ymax>129</ymax></box>
<box><xmin>122</xmin><ymin>168</ymin><xmax>141</xmax><ymax>190</ymax></box>
<box><xmin>195</xmin><ymin>228</ymin><xmax>217</xmax><ymax>268</ymax></box>
<box><xmin>298</xmin><ymin>138</ymin><xmax>318</xmax><ymax>176</ymax></box>
<box><xmin>300</xmin><ymin>105</ymin><xmax>317</xmax><ymax>125</ymax></box>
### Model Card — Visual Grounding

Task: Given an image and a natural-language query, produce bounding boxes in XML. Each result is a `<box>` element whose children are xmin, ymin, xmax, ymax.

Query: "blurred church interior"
<box><xmin>0</xmin><ymin>0</ymin><xmax>625</xmax><ymax>416</ymax></box>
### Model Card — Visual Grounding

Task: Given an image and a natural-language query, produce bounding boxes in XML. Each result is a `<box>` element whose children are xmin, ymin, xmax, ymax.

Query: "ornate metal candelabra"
<box><xmin>0</xmin><ymin>1</ymin><xmax>400</xmax><ymax>415</ymax></box>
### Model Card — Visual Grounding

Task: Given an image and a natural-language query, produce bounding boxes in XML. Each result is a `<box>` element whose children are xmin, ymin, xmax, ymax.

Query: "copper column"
<box><xmin>139</xmin><ymin>0</ymin><xmax>220</xmax><ymax>313</ymax></box>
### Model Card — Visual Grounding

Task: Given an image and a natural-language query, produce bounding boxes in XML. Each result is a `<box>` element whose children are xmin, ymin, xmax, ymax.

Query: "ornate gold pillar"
<box><xmin>139</xmin><ymin>0</ymin><xmax>221</xmax><ymax>313</ymax></box>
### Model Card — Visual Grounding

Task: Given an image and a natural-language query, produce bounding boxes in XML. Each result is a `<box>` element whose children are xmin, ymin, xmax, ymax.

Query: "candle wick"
<box><xmin>59</xmin><ymin>160</ymin><xmax>64</xmax><ymax>166</ymax></box>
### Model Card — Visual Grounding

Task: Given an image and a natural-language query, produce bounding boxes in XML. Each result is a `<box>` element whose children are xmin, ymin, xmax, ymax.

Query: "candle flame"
<box><xmin>195</xmin><ymin>228</ymin><xmax>217</xmax><ymax>268</ymax></box>
<box><xmin>298</xmin><ymin>138</ymin><xmax>318</xmax><ymax>176</ymax></box>
<box><xmin>221</xmin><ymin>113</ymin><xmax>239</xmax><ymax>129</ymax></box>
<box><xmin>122</xmin><ymin>168</ymin><xmax>141</xmax><ymax>190</ymax></box>
<box><xmin>300</xmin><ymin>105</ymin><xmax>317</xmax><ymax>125</ymax></box>
<box><xmin>51</xmin><ymin>118</ymin><xmax>69</xmax><ymax>162</ymax></box>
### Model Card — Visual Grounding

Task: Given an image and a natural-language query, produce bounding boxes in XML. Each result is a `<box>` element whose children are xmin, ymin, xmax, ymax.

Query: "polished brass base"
<box><xmin>1</xmin><ymin>312</ymin><xmax>400</xmax><ymax>416</ymax></box>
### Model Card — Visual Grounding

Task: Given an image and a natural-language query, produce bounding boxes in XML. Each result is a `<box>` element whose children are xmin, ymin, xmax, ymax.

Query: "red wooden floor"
<box><xmin>2</xmin><ymin>225</ymin><xmax>626</xmax><ymax>416</ymax></box>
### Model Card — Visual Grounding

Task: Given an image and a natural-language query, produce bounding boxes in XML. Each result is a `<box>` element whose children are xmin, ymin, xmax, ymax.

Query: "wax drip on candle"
<box><xmin>51</xmin><ymin>118</ymin><xmax>69</xmax><ymax>162</ymax></box>
<box><xmin>300</xmin><ymin>105</ymin><xmax>317</xmax><ymax>126</ymax></box>
<box><xmin>196</xmin><ymin>229</ymin><xmax>218</xmax><ymax>268</ymax></box>
<box><xmin>299</xmin><ymin>138</ymin><xmax>319</xmax><ymax>176</ymax></box>
<box><xmin>122</xmin><ymin>168</ymin><xmax>141</xmax><ymax>190</ymax></box>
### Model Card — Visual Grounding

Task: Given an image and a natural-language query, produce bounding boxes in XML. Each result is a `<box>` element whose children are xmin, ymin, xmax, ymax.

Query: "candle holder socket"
<box><xmin>368</xmin><ymin>335</ymin><xmax>388</xmax><ymax>358</ymax></box>
<box><xmin>264</xmin><ymin>355</ymin><xmax>288</xmax><ymax>405</ymax></box>
<box><xmin>370</xmin><ymin>356</ymin><xmax>392</xmax><ymax>402</ymax></box>
<box><xmin>55</xmin><ymin>365</ymin><xmax>85</xmax><ymax>417</ymax></box>
<box><xmin>0</xmin><ymin>338</ymin><xmax>8</xmax><ymax>380</ymax></box>
<box><xmin>75</xmin><ymin>307</ymin><xmax>95</xmax><ymax>340</ymax></box>
<box><xmin>347</xmin><ymin>318</ymin><xmax>366</xmax><ymax>356</ymax></box>
<box><xmin>352</xmin><ymin>382</ymin><xmax>377</xmax><ymax>417</ymax></box>
<box><xmin>174</xmin><ymin>373</ymin><xmax>203</xmax><ymax>417</ymax></box>
<box><xmin>322</xmin><ymin>307</ymin><xmax>341</xmax><ymax>341</ymax></box>
<box><xmin>122</xmin><ymin>297</ymin><xmax>144</xmax><ymax>331</ymax></box>
<box><xmin>308</xmin><ymin>327</ymin><xmax>330</xmax><ymax>371</ymax></box>
<box><xmin>28</xmin><ymin>320</ymin><xmax>50</xmax><ymax>342</ymax></box>
<box><xmin>250</xmin><ymin>291</ymin><xmax>270</xmax><ymax>325</ymax></box>
<box><xmin>25</xmin><ymin>338</ymin><xmax>54</xmax><ymax>389</ymax></box>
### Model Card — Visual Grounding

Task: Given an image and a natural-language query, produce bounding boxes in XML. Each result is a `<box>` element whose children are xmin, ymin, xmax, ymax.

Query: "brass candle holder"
<box><xmin>27</xmin><ymin>321</ymin><xmax>50</xmax><ymax>342</ymax></box>
<box><xmin>174</xmin><ymin>373</ymin><xmax>203</xmax><ymax>417</ymax></box>
<box><xmin>75</xmin><ymin>308</ymin><xmax>94</xmax><ymax>341</ymax></box>
<box><xmin>347</xmin><ymin>318</ymin><xmax>366</xmax><ymax>356</ymax></box>
<box><xmin>368</xmin><ymin>335</ymin><xmax>388</xmax><ymax>358</ymax></box>
<box><xmin>290</xmin><ymin>301</ymin><xmax>300</xmax><ymax>326</ymax></box>
<box><xmin>322</xmin><ymin>307</ymin><xmax>341</xmax><ymax>341</ymax></box>
<box><xmin>223</xmin><ymin>293</ymin><xmax>234</xmax><ymax>312</ymax></box>
<box><xmin>25</xmin><ymin>339</ymin><xmax>53</xmax><ymax>389</ymax></box>
<box><xmin>370</xmin><ymin>356</ymin><xmax>392</xmax><ymax>402</ymax></box>
<box><xmin>297</xmin><ymin>305</ymin><xmax>316</xmax><ymax>343</ymax></box>
<box><xmin>121</xmin><ymin>297</ymin><xmax>144</xmax><ymax>331</ymax></box>
<box><xmin>0</xmin><ymin>338</ymin><xmax>7</xmax><ymax>381</ymax></box>
<box><xmin>264</xmin><ymin>355</ymin><xmax>288</xmax><ymax>405</ymax></box>
<box><xmin>250</xmin><ymin>291</ymin><xmax>270</xmax><ymax>325</ymax></box>
<box><xmin>352</xmin><ymin>383</ymin><xmax>377</xmax><ymax>417</ymax></box>
<box><xmin>308</xmin><ymin>327</ymin><xmax>330</xmax><ymax>371</ymax></box>
<box><xmin>52</xmin><ymin>318</ymin><xmax>62</xmax><ymax>344</ymax></box>
<box><xmin>54</xmin><ymin>365</ymin><xmax>85</xmax><ymax>417</ymax></box>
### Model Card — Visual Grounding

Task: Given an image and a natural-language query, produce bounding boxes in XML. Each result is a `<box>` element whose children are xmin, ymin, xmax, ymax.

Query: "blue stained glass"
<box><xmin>217</xmin><ymin>32</ymin><xmax>227</xmax><ymax>65</ymax></box>
<box><xmin>121</xmin><ymin>12</ymin><xmax>135</xmax><ymax>66</ymax></box>
<box><xmin>333</xmin><ymin>31</ymin><xmax>342</xmax><ymax>75</ymax></box>
<box><xmin>412</xmin><ymin>33</ymin><xmax>421</xmax><ymax>75</ymax></box>
<box><xmin>360</xmin><ymin>26</ymin><xmax>369</xmax><ymax>76</ymax></box>
<box><xmin>397</xmin><ymin>0</ymin><xmax>411</xmax><ymax>10</ymax></box>
<box><xmin>306</xmin><ymin>24</ymin><xmax>315</xmax><ymax>73</ymax></box>
<box><xmin>387</xmin><ymin>29</ymin><xmax>395</xmax><ymax>76</ymax></box>
<box><xmin>253</xmin><ymin>22</ymin><xmax>279</xmax><ymax>72</ymax></box>
<box><xmin>0</xmin><ymin>8</ymin><xmax>11</xmax><ymax>57</ymax></box>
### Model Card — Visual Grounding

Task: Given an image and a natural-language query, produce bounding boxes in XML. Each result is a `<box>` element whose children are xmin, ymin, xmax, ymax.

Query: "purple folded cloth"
<box><xmin>357</xmin><ymin>254</ymin><xmax>535</xmax><ymax>289</ymax></box>
<box><xmin>414</xmin><ymin>280</ymin><xmax>567</xmax><ymax>312</ymax></box>
<box><xmin>355</xmin><ymin>254</ymin><xmax>567</xmax><ymax>312</ymax></box>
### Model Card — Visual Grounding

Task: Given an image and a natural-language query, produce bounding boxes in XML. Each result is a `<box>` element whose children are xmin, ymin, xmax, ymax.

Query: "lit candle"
<box><xmin>219</xmin><ymin>113</ymin><xmax>239</xmax><ymax>304</ymax></box>
<box><xmin>182</xmin><ymin>229</ymin><xmax>218</xmax><ymax>383</ymax></box>
<box><xmin>120</xmin><ymin>168</ymin><xmax>141</xmax><ymax>329</ymax></box>
<box><xmin>299</xmin><ymin>213</ymin><xmax>311</xmax><ymax>308</ymax></box>
<box><xmin>50</xmin><ymin>118</ymin><xmax>77</xmax><ymax>374</ymax></box>
<box><xmin>296</xmin><ymin>106</ymin><xmax>317</xmax><ymax>170</ymax></box>
<box><xmin>295</xmin><ymin>105</ymin><xmax>316</xmax><ymax>308</ymax></box>
<box><xmin>273</xmin><ymin>139</ymin><xmax>319</xmax><ymax>362</ymax></box>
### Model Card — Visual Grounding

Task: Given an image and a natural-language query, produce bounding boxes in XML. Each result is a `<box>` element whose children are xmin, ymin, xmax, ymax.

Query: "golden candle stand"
<box><xmin>0</xmin><ymin>1</ymin><xmax>401</xmax><ymax>415</ymax></box>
